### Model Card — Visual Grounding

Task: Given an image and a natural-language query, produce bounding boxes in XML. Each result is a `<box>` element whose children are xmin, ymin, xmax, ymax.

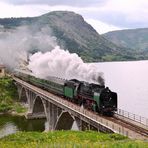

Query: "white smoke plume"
<box><xmin>28</xmin><ymin>46</ymin><xmax>105</xmax><ymax>85</ymax></box>
<box><xmin>0</xmin><ymin>23</ymin><xmax>104</xmax><ymax>85</ymax></box>
<box><xmin>0</xmin><ymin>25</ymin><xmax>57</xmax><ymax>70</ymax></box>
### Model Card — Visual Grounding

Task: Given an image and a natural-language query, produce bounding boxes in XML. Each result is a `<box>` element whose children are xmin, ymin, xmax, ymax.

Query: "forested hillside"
<box><xmin>0</xmin><ymin>11</ymin><xmax>141</xmax><ymax>62</ymax></box>
<box><xmin>103</xmin><ymin>28</ymin><xmax>148</xmax><ymax>60</ymax></box>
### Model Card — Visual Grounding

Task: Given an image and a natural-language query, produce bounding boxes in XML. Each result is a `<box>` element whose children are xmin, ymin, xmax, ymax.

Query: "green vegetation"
<box><xmin>12</xmin><ymin>102</ymin><xmax>27</xmax><ymax>113</ymax></box>
<box><xmin>103</xmin><ymin>28</ymin><xmax>148</xmax><ymax>51</ymax></box>
<box><xmin>0</xmin><ymin>131</ymin><xmax>147</xmax><ymax>148</ymax></box>
<box><xmin>0</xmin><ymin>11</ymin><xmax>145</xmax><ymax>62</ymax></box>
<box><xmin>103</xmin><ymin>28</ymin><xmax>148</xmax><ymax>60</ymax></box>
<box><xmin>0</xmin><ymin>77</ymin><xmax>26</xmax><ymax>113</ymax></box>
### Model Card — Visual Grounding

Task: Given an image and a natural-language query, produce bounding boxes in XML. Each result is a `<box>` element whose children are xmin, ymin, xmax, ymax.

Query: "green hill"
<box><xmin>103</xmin><ymin>28</ymin><xmax>148</xmax><ymax>59</ymax></box>
<box><xmin>0</xmin><ymin>11</ymin><xmax>143</xmax><ymax>62</ymax></box>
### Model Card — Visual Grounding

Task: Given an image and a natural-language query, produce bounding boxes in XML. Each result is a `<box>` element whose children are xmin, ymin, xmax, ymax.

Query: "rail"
<box><xmin>116</xmin><ymin>108</ymin><xmax>148</xmax><ymax>127</ymax></box>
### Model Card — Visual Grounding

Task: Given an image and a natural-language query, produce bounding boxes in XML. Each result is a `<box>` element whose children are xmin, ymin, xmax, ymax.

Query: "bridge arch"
<box><xmin>32</xmin><ymin>96</ymin><xmax>45</xmax><ymax>114</ymax></box>
<box><xmin>55</xmin><ymin>111</ymin><xmax>74</xmax><ymax>130</ymax></box>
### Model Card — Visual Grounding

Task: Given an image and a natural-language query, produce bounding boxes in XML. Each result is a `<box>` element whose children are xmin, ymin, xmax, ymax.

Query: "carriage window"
<box><xmin>0</xmin><ymin>69</ymin><xmax>2</xmax><ymax>73</ymax></box>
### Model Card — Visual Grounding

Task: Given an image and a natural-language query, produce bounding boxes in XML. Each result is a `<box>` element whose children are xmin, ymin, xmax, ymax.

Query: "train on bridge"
<box><xmin>14</xmin><ymin>69</ymin><xmax>117</xmax><ymax>116</ymax></box>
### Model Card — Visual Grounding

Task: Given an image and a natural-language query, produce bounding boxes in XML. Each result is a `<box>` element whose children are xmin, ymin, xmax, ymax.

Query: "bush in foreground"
<box><xmin>0</xmin><ymin>131</ymin><xmax>147</xmax><ymax>148</ymax></box>
<box><xmin>0</xmin><ymin>77</ymin><xmax>26</xmax><ymax>113</ymax></box>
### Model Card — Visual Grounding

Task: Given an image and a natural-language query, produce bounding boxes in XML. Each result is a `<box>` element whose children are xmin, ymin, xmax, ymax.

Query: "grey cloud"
<box><xmin>82</xmin><ymin>11</ymin><xmax>148</xmax><ymax>29</ymax></box>
<box><xmin>2</xmin><ymin>0</ymin><xmax>148</xmax><ymax>30</ymax></box>
<box><xmin>3</xmin><ymin>0</ymin><xmax>105</xmax><ymax>7</ymax></box>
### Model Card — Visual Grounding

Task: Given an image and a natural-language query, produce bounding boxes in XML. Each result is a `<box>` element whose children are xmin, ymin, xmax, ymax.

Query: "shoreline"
<box><xmin>0</xmin><ymin>110</ymin><xmax>26</xmax><ymax>116</ymax></box>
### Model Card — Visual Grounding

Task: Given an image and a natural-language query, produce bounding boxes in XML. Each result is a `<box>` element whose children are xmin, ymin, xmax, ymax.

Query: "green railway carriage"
<box><xmin>64</xmin><ymin>80</ymin><xmax>78</xmax><ymax>100</ymax></box>
<box><xmin>14</xmin><ymin>69</ymin><xmax>65</xmax><ymax>95</ymax></box>
<box><xmin>29</xmin><ymin>75</ymin><xmax>65</xmax><ymax>95</ymax></box>
<box><xmin>14</xmin><ymin>69</ymin><xmax>117</xmax><ymax>116</ymax></box>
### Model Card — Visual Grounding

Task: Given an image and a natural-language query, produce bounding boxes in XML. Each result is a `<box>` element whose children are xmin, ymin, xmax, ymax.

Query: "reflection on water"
<box><xmin>0</xmin><ymin>114</ymin><xmax>46</xmax><ymax>138</ymax></box>
<box><xmin>0</xmin><ymin>114</ymin><xmax>79</xmax><ymax>138</ymax></box>
<box><xmin>0</xmin><ymin>122</ymin><xmax>18</xmax><ymax>138</ymax></box>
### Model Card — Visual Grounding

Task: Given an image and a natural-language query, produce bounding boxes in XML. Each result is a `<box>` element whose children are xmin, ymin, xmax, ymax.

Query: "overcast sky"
<box><xmin>0</xmin><ymin>0</ymin><xmax>148</xmax><ymax>34</ymax></box>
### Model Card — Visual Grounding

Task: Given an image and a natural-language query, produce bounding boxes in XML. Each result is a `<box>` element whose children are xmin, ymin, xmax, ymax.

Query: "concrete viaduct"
<box><xmin>13</xmin><ymin>76</ymin><xmax>148</xmax><ymax>140</ymax></box>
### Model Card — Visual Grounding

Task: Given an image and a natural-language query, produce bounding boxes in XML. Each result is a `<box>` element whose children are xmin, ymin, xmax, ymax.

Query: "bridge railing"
<box><xmin>116</xmin><ymin>108</ymin><xmax>148</xmax><ymax>127</ymax></box>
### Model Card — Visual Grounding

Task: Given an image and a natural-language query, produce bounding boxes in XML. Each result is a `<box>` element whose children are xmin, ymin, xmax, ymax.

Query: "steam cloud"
<box><xmin>0</xmin><ymin>24</ymin><xmax>104</xmax><ymax>85</ymax></box>
<box><xmin>28</xmin><ymin>46</ymin><xmax>105</xmax><ymax>85</ymax></box>
<box><xmin>0</xmin><ymin>25</ymin><xmax>57</xmax><ymax>69</ymax></box>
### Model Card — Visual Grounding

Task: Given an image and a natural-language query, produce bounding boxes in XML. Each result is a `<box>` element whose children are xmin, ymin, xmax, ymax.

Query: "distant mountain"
<box><xmin>0</xmin><ymin>11</ymin><xmax>144</xmax><ymax>62</ymax></box>
<box><xmin>103</xmin><ymin>28</ymin><xmax>148</xmax><ymax>59</ymax></box>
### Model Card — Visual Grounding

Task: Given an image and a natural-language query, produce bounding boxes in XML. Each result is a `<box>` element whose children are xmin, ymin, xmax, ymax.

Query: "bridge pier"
<box><xmin>75</xmin><ymin>117</ymin><xmax>107</xmax><ymax>132</ymax></box>
<box><xmin>45</xmin><ymin>102</ymin><xmax>62</xmax><ymax>131</ymax></box>
<box><xmin>75</xmin><ymin>117</ymin><xmax>82</xmax><ymax>130</ymax></box>
<box><xmin>26</xmin><ymin>90</ymin><xmax>36</xmax><ymax>113</ymax></box>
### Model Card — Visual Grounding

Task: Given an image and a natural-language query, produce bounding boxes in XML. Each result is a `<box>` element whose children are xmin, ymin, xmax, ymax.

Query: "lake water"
<box><xmin>0</xmin><ymin>114</ymin><xmax>46</xmax><ymax>138</ymax></box>
<box><xmin>95</xmin><ymin>60</ymin><xmax>148</xmax><ymax>118</ymax></box>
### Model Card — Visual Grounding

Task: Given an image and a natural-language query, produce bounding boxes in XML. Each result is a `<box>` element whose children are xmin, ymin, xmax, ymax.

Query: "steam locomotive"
<box><xmin>14</xmin><ymin>69</ymin><xmax>117</xmax><ymax>116</ymax></box>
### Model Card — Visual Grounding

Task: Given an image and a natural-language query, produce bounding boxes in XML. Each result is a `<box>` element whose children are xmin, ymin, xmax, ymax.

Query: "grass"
<box><xmin>0</xmin><ymin>131</ymin><xmax>147</xmax><ymax>148</ymax></box>
<box><xmin>12</xmin><ymin>102</ymin><xmax>27</xmax><ymax>113</ymax></box>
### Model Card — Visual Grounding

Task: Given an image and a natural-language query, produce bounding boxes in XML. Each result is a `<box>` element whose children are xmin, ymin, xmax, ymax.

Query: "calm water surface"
<box><xmin>0</xmin><ymin>114</ymin><xmax>46</xmax><ymax>138</ymax></box>
<box><xmin>96</xmin><ymin>60</ymin><xmax>148</xmax><ymax>118</ymax></box>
